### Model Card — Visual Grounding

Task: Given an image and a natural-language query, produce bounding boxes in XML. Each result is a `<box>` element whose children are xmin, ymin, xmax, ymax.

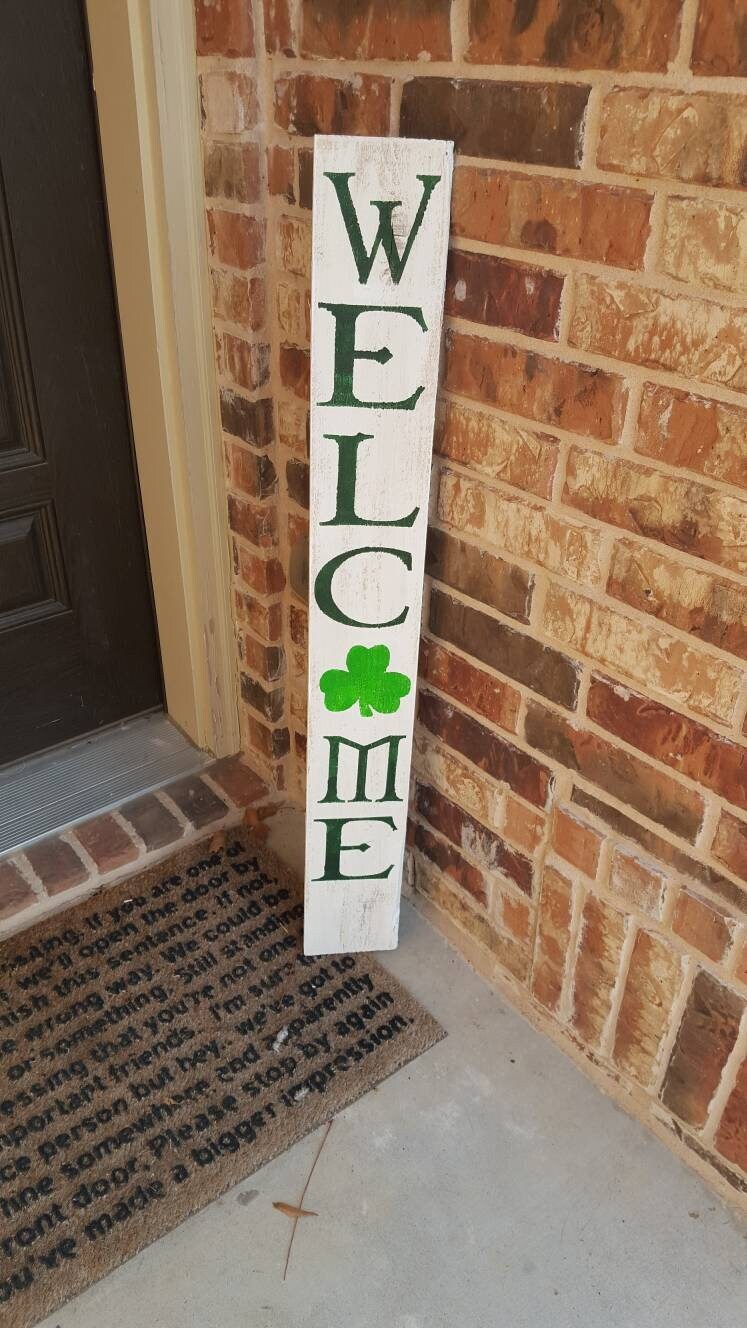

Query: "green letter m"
<box><xmin>325</xmin><ymin>172</ymin><xmax>441</xmax><ymax>285</ymax></box>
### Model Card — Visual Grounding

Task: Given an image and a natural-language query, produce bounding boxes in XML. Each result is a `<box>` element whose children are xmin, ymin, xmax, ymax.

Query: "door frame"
<box><xmin>85</xmin><ymin>0</ymin><xmax>240</xmax><ymax>757</ymax></box>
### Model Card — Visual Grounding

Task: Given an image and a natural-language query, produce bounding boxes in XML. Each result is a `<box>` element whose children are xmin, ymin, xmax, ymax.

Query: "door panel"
<box><xmin>0</xmin><ymin>0</ymin><xmax>162</xmax><ymax>764</ymax></box>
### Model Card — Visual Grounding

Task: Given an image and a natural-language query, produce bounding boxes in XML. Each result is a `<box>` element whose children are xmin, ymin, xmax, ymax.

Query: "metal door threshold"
<box><xmin>0</xmin><ymin>713</ymin><xmax>208</xmax><ymax>855</ymax></box>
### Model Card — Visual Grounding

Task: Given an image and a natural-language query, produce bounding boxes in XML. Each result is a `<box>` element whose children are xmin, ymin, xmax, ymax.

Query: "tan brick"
<box><xmin>200</xmin><ymin>71</ymin><xmax>257</xmax><ymax>135</ymax></box>
<box><xmin>274</xmin><ymin>72</ymin><xmax>391</xmax><ymax>137</ymax></box>
<box><xmin>435</xmin><ymin>399</ymin><xmax>558</xmax><ymax>500</ymax></box>
<box><xmin>673</xmin><ymin>889</ymin><xmax>735</xmax><ymax>963</ymax></box>
<box><xmin>277</xmin><ymin>217</ymin><xmax>311</xmax><ymax>279</ymax></box>
<box><xmin>439</xmin><ymin>470</ymin><xmax>604</xmax><ymax>586</ymax></box>
<box><xmin>301</xmin><ymin>0</ymin><xmax>451</xmax><ymax>60</ymax></box>
<box><xmin>411</xmin><ymin>821</ymin><xmax>487</xmax><ymax>905</ymax></box>
<box><xmin>635</xmin><ymin>384</ymin><xmax>747</xmax><ymax>491</ymax></box>
<box><xmin>531</xmin><ymin>865</ymin><xmax>574</xmax><ymax>1012</ymax></box>
<box><xmin>571</xmin><ymin>894</ymin><xmax>628</xmax><ymax>1049</ymax></box>
<box><xmin>716</xmin><ymin>1058</ymin><xmax>747</xmax><ymax>1174</ymax></box>
<box><xmin>276</xmin><ymin>280</ymin><xmax>310</xmax><ymax>345</ymax></box>
<box><xmin>661</xmin><ymin>970</ymin><xmax>744</xmax><ymax>1126</ymax></box>
<box><xmin>598</xmin><ymin>89</ymin><xmax>747</xmax><ymax>187</ymax></box>
<box><xmin>412</xmin><ymin>853</ymin><xmax>530</xmax><ymax>981</ymax></box>
<box><xmin>445</xmin><ymin>330</ymin><xmax>626</xmax><ymax>442</ymax></box>
<box><xmin>552</xmin><ymin>806</ymin><xmax>603</xmax><ymax>878</ymax></box>
<box><xmin>278</xmin><ymin>399</ymin><xmax>308</xmax><ymax>455</ymax></box>
<box><xmin>610</xmin><ymin>847</ymin><xmax>669</xmax><ymax>918</ymax></box>
<box><xmin>613</xmin><ymin>930</ymin><xmax>683</xmax><ymax>1088</ymax></box>
<box><xmin>451</xmin><ymin>164</ymin><xmax>652</xmax><ymax>269</ymax></box>
<box><xmin>466</xmin><ymin>0</ymin><xmax>682</xmax><ymax>70</ymax></box>
<box><xmin>564</xmin><ymin>446</ymin><xmax>747</xmax><ymax>577</ymax></box>
<box><xmin>692</xmin><ymin>0</ymin><xmax>747</xmax><ymax>76</ymax></box>
<box><xmin>211</xmin><ymin>271</ymin><xmax>265</xmax><ymax>330</ymax></box>
<box><xmin>412</xmin><ymin>731</ymin><xmax>504</xmax><ymax>832</ymax></box>
<box><xmin>544</xmin><ymin>583</ymin><xmax>741</xmax><ymax>723</ymax></box>
<box><xmin>504</xmin><ymin>796</ymin><xmax>546</xmax><ymax>854</ymax></box>
<box><xmin>661</xmin><ymin>196</ymin><xmax>747</xmax><ymax>295</ymax></box>
<box><xmin>569</xmin><ymin>274</ymin><xmax>747</xmax><ymax>391</ymax></box>
<box><xmin>607</xmin><ymin>541</ymin><xmax>747</xmax><ymax>662</ymax></box>
<box><xmin>712</xmin><ymin>810</ymin><xmax>747</xmax><ymax>885</ymax></box>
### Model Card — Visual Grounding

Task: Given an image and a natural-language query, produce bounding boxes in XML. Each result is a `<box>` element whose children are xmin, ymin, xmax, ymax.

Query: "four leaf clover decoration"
<box><xmin>320</xmin><ymin>644</ymin><xmax>411</xmax><ymax>717</ymax></box>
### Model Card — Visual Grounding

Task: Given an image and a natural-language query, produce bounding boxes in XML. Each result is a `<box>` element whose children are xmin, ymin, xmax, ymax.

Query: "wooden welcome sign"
<box><xmin>304</xmin><ymin>135</ymin><xmax>453</xmax><ymax>955</ymax></box>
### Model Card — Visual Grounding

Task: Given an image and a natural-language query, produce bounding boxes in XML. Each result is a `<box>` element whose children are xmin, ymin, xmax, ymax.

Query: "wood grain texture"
<box><xmin>305</xmin><ymin>135</ymin><xmax>452</xmax><ymax>954</ymax></box>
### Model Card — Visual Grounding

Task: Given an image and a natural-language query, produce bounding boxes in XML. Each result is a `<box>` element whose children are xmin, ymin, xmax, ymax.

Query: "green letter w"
<box><xmin>325</xmin><ymin>172</ymin><xmax>441</xmax><ymax>285</ymax></box>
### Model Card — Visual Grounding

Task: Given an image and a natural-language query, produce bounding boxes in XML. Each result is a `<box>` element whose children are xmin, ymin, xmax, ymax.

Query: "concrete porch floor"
<box><xmin>39</xmin><ymin>893</ymin><xmax>745</xmax><ymax>1328</ymax></box>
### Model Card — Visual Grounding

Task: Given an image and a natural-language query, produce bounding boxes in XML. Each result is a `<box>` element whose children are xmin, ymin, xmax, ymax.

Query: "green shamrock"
<box><xmin>320</xmin><ymin>644</ymin><xmax>411</xmax><ymax>717</ymax></box>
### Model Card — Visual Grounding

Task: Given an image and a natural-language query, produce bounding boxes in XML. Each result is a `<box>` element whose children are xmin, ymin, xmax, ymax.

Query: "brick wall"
<box><xmin>195</xmin><ymin>0</ymin><xmax>747</xmax><ymax>1201</ymax></box>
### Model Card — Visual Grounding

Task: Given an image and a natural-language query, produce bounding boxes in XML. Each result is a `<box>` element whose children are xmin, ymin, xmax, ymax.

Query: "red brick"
<box><xmin>220</xmin><ymin>391</ymin><xmax>273</xmax><ymax>447</ymax></box>
<box><xmin>563</xmin><ymin>446</ymin><xmax>747</xmax><ymax>577</ymax></box>
<box><xmin>531</xmin><ymin>865</ymin><xmax>573</xmax><ymax>1012</ymax></box>
<box><xmin>286</xmin><ymin>457</ymin><xmax>309</xmax><ymax>508</ymax></box>
<box><xmin>200</xmin><ymin>71</ymin><xmax>257</xmax><ymax>135</ymax></box>
<box><xmin>241</xmin><ymin>632</ymin><xmax>283</xmax><ymax>682</ymax></box>
<box><xmin>120</xmin><ymin>794</ymin><xmax>184</xmax><ymax>852</ymax></box>
<box><xmin>692</xmin><ymin>0</ymin><xmax>747</xmax><ymax>76</ymax></box>
<box><xmin>416</xmin><ymin>782</ymin><xmax>534</xmax><ymax>894</ymax></box>
<box><xmin>236</xmin><ymin>546</ymin><xmax>285</xmax><ymax>595</ymax></box>
<box><xmin>444</xmin><ymin>330</ymin><xmax>626</xmax><ymax>442</ymax></box>
<box><xmin>607</xmin><ymin>541</ymin><xmax>747</xmax><ymax>662</ymax></box>
<box><xmin>227</xmin><ymin>442</ymin><xmax>276</xmax><ymax>500</ymax></box>
<box><xmin>426</xmin><ymin>525</ymin><xmax>533</xmax><ymax>622</ymax></box>
<box><xmin>228</xmin><ymin>493</ymin><xmax>277</xmax><ymax>548</ymax></box>
<box><xmin>279</xmin><ymin>345</ymin><xmax>310</xmax><ymax>400</ymax></box>
<box><xmin>552</xmin><ymin>806</ymin><xmax>603</xmax><ymax>878</ymax></box>
<box><xmin>263</xmin><ymin>0</ymin><xmax>294</xmax><ymax>54</ymax></box>
<box><xmin>25</xmin><ymin>837</ymin><xmax>88</xmax><ymax>897</ymax></box>
<box><xmin>572</xmin><ymin>894</ymin><xmax>628</xmax><ymax>1049</ymax></box>
<box><xmin>287</xmin><ymin>511</ymin><xmax>309</xmax><ymax>599</ymax></box>
<box><xmin>223</xmin><ymin>335</ymin><xmax>270</xmax><ymax>391</ymax></box>
<box><xmin>73</xmin><ymin>816</ymin><xmax>138</xmax><ymax>874</ymax></box>
<box><xmin>241</xmin><ymin>673</ymin><xmax>284</xmax><ymax>722</ymax></box>
<box><xmin>419</xmin><ymin>690</ymin><xmax>553</xmax><ymax>809</ymax></box>
<box><xmin>451</xmin><ymin>164</ymin><xmax>652</xmax><ymax>269</ymax></box>
<box><xmin>501</xmin><ymin>892</ymin><xmax>531</xmax><ymax>944</ymax></box>
<box><xmin>635</xmin><ymin>384</ymin><xmax>747</xmax><ymax>491</ymax></box>
<box><xmin>712</xmin><ymin>810</ymin><xmax>747</xmax><ymax>885</ymax></box>
<box><xmin>420</xmin><ymin>636</ymin><xmax>521</xmax><ymax>733</ymax></box>
<box><xmin>411</xmin><ymin>821</ymin><xmax>487</xmax><ymax>905</ymax></box>
<box><xmin>598</xmin><ymin>89</ymin><xmax>747</xmax><ymax>187</ymax></box>
<box><xmin>204</xmin><ymin>142</ymin><xmax>261</xmax><ymax>204</ymax></box>
<box><xmin>466</xmin><ymin>0</ymin><xmax>682</xmax><ymax>71</ymax></box>
<box><xmin>525</xmin><ymin>699</ymin><xmax>705</xmax><ymax>843</ymax></box>
<box><xmin>401</xmin><ymin>79</ymin><xmax>589</xmax><ymax>170</ymax></box>
<box><xmin>439</xmin><ymin>471</ymin><xmax>604</xmax><ymax>586</ymax></box>
<box><xmin>289</xmin><ymin>603</ymin><xmax>307</xmax><ymax>647</ymax></box>
<box><xmin>613</xmin><ymin>930</ymin><xmax>683</xmax><ymax>1088</ymax></box>
<box><xmin>195</xmin><ymin>0</ymin><xmax>253</xmax><ymax>56</ymax></box>
<box><xmin>234</xmin><ymin>590</ymin><xmax>282</xmax><ymax>642</ymax></box>
<box><xmin>673</xmin><ymin>890</ymin><xmax>735</xmax><ymax>963</ymax></box>
<box><xmin>609</xmin><ymin>847</ymin><xmax>668</xmax><ymax>918</ymax></box>
<box><xmin>587</xmin><ymin>674</ymin><xmax>747</xmax><ymax>811</ymax></box>
<box><xmin>301</xmin><ymin>0</ymin><xmax>451</xmax><ymax>59</ymax></box>
<box><xmin>716</xmin><ymin>1057</ymin><xmax>747</xmax><ymax>1173</ymax></box>
<box><xmin>267</xmin><ymin>145</ymin><xmax>294</xmax><ymax>202</ymax></box>
<box><xmin>413</xmin><ymin>732</ymin><xmax>504</xmax><ymax>832</ymax></box>
<box><xmin>435</xmin><ymin>399</ymin><xmax>558</xmax><ymax>500</ymax></box>
<box><xmin>208</xmin><ymin>211</ymin><xmax>265</xmax><ymax>271</ymax></box>
<box><xmin>247</xmin><ymin>717</ymin><xmax>290</xmax><ymax>763</ymax></box>
<box><xmin>430</xmin><ymin>587</ymin><xmax>581</xmax><ymax>710</ymax></box>
<box><xmin>0</xmin><ymin>859</ymin><xmax>35</xmax><ymax>920</ymax></box>
<box><xmin>446</xmin><ymin>249</ymin><xmax>563</xmax><ymax>341</ymax></box>
<box><xmin>411</xmin><ymin>852</ymin><xmax>530</xmax><ymax>981</ymax></box>
<box><xmin>164</xmin><ymin>775</ymin><xmax>229</xmax><ymax>829</ymax></box>
<box><xmin>661</xmin><ymin>969</ymin><xmax>744</xmax><ymax>1126</ymax></box>
<box><xmin>275</xmin><ymin>72</ymin><xmax>391</xmax><ymax>136</ymax></box>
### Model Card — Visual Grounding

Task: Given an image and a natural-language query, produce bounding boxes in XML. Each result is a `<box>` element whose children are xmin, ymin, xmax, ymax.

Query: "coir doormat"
<box><xmin>0</xmin><ymin>828</ymin><xmax>443</xmax><ymax>1326</ymax></box>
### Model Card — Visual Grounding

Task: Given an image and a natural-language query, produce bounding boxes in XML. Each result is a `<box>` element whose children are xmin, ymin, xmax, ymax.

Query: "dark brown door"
<box><xmin>0</xmin><ymin>1</ymin><xmax>162</xmax><ymax>765</ymax></box>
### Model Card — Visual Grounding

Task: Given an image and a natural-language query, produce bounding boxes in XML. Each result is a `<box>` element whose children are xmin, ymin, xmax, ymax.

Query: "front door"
<box><xmin>0</xmin><ymin>1</ymin><xmax>162</xmax><ymax>765</ymax></box>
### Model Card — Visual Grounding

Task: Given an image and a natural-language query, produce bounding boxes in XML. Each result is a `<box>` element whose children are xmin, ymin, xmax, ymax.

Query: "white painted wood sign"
<box><xmin>305</xmin><ymin>134</ymin><xmax>453</xmax><ymax>955</ymax></box>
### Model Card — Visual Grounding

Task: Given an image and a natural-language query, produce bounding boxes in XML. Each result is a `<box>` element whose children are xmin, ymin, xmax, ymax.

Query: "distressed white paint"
<box><xmin>305</xmin><ymin>135</ymin><xmax>452</xmax><ymax>954</ymax></box>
